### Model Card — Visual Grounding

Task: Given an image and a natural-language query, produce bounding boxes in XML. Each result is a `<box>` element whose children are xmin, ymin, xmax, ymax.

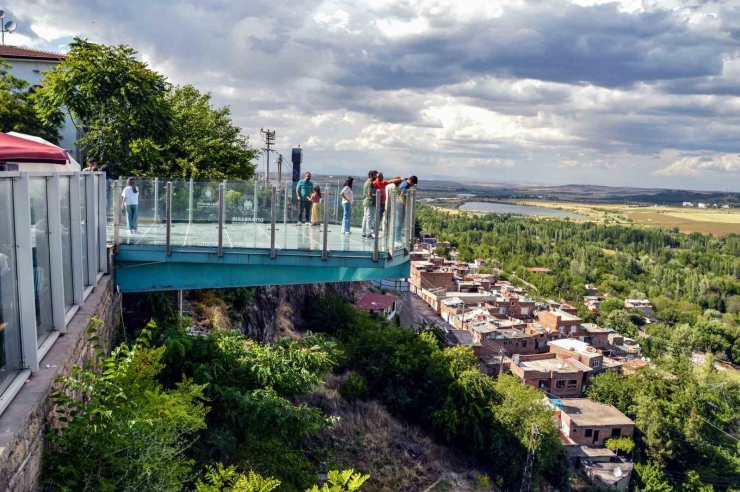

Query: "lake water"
<box><xmin>458</xmin><ymin>202</ymin><xmax>588</xmax><ymax>220</ymax></box>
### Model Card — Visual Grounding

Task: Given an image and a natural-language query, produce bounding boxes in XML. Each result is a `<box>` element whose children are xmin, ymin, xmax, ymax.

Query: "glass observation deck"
<box><xmin>0</xmin><ymin>170</ymin><xmax>412</xmax><ymax>416</ymax></box>
<box><xmin>110</xmin><ymin>177</ymin><xmax>415</xmax><ymax>292</ymax></box>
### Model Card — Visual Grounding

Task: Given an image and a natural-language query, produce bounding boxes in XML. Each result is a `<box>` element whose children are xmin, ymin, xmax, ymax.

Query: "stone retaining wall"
<box><xmin>0</xmin><ymin>275</ymin><xmax>119</xmax><ymax>491</ymax></box>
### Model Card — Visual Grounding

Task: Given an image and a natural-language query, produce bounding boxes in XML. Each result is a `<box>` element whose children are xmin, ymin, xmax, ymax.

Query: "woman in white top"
<box><xmin>340</xmin><ymin>177</ymin><xmax>354</xmax><ymax>235</ymax></box>
<box><xmin>121</xmin><ymin>177</ymin><xmax>140</xmax><ymax>235</ymax></box>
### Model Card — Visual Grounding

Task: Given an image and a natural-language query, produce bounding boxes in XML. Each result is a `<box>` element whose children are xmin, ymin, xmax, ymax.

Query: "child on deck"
<box><xmin>310</xmin><ymin>185</ymin><xmax>322</xmax><ymax>226</ymax></box>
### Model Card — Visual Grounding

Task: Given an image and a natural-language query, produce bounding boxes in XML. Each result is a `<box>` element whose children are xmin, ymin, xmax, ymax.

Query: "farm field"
<box><xmin>511</xmin><ymin>200</ymin><xmax>740</xmax><ymax>235</ymax></box>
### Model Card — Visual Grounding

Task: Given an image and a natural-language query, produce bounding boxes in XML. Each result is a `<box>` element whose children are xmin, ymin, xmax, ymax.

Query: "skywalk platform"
<box><xmin>111</xmin><ymin>177</ymin><xmax>416</xmax><ymax>292</ymax></box>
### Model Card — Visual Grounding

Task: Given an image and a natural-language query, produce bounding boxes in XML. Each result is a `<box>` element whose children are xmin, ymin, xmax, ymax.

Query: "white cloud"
<box><xmin>654</xmin><ymin>153</ymin><xmax>740</xmax><ymax>176</ymax></box>
<box><xmin>10</xmin><ymin>0</ymin><xmax>740</xmax><ymax>190</ymax></box>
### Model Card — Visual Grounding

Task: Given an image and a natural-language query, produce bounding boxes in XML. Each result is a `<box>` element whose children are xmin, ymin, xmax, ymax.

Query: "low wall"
<box><xmin>0</xmin><ymin>275</ymin><xmax>119</xmax><ymax>491</ymax></box>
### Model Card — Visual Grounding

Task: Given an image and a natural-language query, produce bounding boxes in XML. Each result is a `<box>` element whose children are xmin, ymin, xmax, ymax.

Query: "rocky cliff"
<box><xmin>240</xmin><ymin>282</ymin><xmax>364</xmax><ymax>342</ymax></box>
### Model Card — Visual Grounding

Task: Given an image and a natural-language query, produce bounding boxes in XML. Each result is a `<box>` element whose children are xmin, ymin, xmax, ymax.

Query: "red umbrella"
<box><xmin>0</xmin><ymin>132</ymin><xmax>70</xmax><ymax>164</ymax></box>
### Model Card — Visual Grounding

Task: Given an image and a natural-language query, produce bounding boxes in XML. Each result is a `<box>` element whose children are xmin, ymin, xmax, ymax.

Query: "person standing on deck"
<box><xmin>310</xmin><ymin>185</ymin><xmax>322</xmax><ymax>226</ymax></box>
<box><xmin>121</xmin><ymin>177</ymin><xmax>139</xmax><ymax>235</ymax></box>
<box><xmin>361</xmin><ymin>170</ymin><xmax>378</xmax><ymax>239</ymax></box>
<box><xmin>341</xmin><ymin>177</ymin><xmax>354</xmax><ymax>236</ymax></box>
<box><xmin>296</xmin><ymin>172</ymin><xmax>314</xmax><ymax>225</ymax></box>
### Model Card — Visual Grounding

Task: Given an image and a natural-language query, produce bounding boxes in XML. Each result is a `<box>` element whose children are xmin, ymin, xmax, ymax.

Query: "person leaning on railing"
<box><xmin>395</xmin><ymin>176</ymin><xmax>418</xmax><ymax>239</ymax></box>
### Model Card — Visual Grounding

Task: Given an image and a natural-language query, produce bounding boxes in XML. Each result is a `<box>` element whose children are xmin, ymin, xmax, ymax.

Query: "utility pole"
<box><xmin>519</xmin><ymin>423</ymin><xmax>540</xmax><ymax>492</ymax></box>
<box><xmin>260</xmin><ymin>129</ymin><xmax>276</xmax><ymax>184</ymax></box>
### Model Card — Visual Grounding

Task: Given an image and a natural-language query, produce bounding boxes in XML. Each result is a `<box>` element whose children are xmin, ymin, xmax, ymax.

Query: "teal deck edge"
<box><xmin>114</xmin><ymin>245</ymin><xmax>411</xmax><ymax>292</ymax></box>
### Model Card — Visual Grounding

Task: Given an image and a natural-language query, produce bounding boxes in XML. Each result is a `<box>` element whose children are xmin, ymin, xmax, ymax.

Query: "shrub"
<box><xmin>45</xmin><ymin>324</ymin><xmax>207</xmax><ymax>492</ymax></box>
<box><xmin>340</xmin><ymin>372</ymin><xmax>369</xmax><ymax>401</ymax></box>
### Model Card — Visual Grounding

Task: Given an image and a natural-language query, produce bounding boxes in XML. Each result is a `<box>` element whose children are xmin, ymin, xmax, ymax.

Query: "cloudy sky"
<box><xmin>8</xmin><ymin>0</ymin><xmax>740</xmax><ymax>191</ymax></box>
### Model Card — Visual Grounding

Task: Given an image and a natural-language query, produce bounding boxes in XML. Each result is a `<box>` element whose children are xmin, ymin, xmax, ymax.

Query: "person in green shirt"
<box><xmin>361</xmin><ymin>170</ymin><xmax>378</xmax><ymax>238</ymax></box>
<box><xmin>295</xmin><ymin>172</ymin><xmax>314</xmax><ymax>224</ymax></box>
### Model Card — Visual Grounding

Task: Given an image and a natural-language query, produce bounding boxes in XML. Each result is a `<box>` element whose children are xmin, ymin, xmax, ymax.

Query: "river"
<box><xmin>458</xmin><ymin>202</ymin><xmax>588</xmax><ymax>220</ymax></box>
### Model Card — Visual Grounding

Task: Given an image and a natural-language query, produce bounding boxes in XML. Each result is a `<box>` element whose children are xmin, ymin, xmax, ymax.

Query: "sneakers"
<box><xmin>343</xmin><ymin>232</ymin><xmax>350</xmax><ymax>237</ymax></box>
<box><xmin>296</xmin><ymin>221</ymin><xmax>303</xmax><ymax>226</ymax></box>
<box><xmin>127</xmin><ymin>230</ymin><xmax>132</xmax><ymax>236</ymax></box>
<box><xmin>363</xmin><ymin>234</ymin><xmax>375</xmax><ymax>240</ymax></box>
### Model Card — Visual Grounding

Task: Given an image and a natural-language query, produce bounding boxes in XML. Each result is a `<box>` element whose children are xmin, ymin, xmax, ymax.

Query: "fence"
<box><xmin>111</xmin><ymin>178</ymin><xmax>417</xmax><ymax>261</ymax></box>
<box><xmin>0</xmin><ymin>171</ymin><xmax>108</xmax><ymax>415</ymax></box>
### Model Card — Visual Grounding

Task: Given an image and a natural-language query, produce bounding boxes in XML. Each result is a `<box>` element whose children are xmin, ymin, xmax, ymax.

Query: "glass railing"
<box><xmin>0</xmin><ymin>170</ymin><xmax>109</xmax><ymax>415</ymax></box>
<box><xmin>110</xmin><ymin>178</ymin><xmax>417</xmax><ymax>258</ymax></box>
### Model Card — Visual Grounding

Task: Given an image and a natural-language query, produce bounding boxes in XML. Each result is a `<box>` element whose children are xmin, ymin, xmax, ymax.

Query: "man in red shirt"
<box><xmin>373</xmin><ymin>173</ymin><xmax>402</xmax><ymax>233</ymax></box>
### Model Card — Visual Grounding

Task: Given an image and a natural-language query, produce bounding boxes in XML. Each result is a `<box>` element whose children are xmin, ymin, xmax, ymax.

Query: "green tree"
<box><xmin>633</xmin><ymin>461</ymin><xmax>673</xmax><ymax>492</ymax></box>
<box><xmin>600</xmin><ymin>297</ymin><xmax>625</xmax><ymax>317</ymax></box>
<box><xmin>195</xmin><ymin>465</ymin><xmax>369</xmax><ymax>492</ymax></box>
<box><xmin>156</xmin><ymin>85</ymin><xmax>258</xmax><ymax>180</ymax></box>
<box><xmin>35</xmin><ymin>38</ymin><xmax>172</xmax><ymax>175</ymax></box>
<box><xmin>603</xmin><ymin>309</ymin><xmax>638</xmax><ymax>337</ymax></box>
<box><xmin>0</xmin><ymin>59</ymin><xmax>63</xmax><ymax>143</ymax></box>
<box><xmin>605</xmin><ymin>436</ymin><xmax>635</xmax><ymax>455</ymax></box>
<box><xmin>45</xmin><ymin>324</ymin><xmax>207</xmax><ymax>492</ymax></box>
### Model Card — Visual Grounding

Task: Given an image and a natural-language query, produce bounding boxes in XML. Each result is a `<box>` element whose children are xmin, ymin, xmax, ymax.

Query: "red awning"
<box><xmin>0</xmin><ymin>132</ymin><xmax>70</xmax><ymax>164</ymax></box>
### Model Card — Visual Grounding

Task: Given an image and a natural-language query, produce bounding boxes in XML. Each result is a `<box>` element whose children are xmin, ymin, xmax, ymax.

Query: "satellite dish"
<box><xmin>0</xmin><ymin>10</ymin><xmax>5</xmax><ymax>19</ymax></box>
<box><xmin>614</xmin><ymin>467</ymin><xmax>623</xmax><ymax>478</ymax></box>
<box><xmin>5</xmin><ymin>21</ymin><xmax>15</xmax><ymax>32</ymax></box>
<box><xmin>557</xmin><ymin>363</ymin><xmax>563</xmax><ymax>369</ymax></box>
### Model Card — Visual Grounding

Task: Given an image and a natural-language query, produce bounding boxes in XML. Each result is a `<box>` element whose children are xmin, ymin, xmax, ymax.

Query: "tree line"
<box><xmin>2</xmin><ymin>38</ymin><xmax>258</xmax><ymax>180</ymax></box>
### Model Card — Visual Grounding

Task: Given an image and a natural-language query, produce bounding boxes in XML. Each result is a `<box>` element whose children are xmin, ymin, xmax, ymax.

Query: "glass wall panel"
<box><xmin>60</xmin><ymin>176</ymin><xmax>74</xmax><ymax>311</ymax></box>
<box><xmin>29</xmin><ymin>178</ymin><xmax>54</xmax><ymax>344</ymax></box>
<box><xmin>0</xmin><ymin>179</ymin><xmax>24</xmax><ymax>393</ymax></box>
<box><xmin>80</xmin><ymin>175</ymin><xmax>90</xmax><ymax>287</ymax></box>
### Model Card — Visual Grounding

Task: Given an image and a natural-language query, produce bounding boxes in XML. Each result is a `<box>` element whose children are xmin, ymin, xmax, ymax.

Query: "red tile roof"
<box><xmin>0</xmin><ymin>45</ymin><xmax>65</xmax><ymax>61</ymax></box>
<box><xmin>355</xmin><ymin>293</ymin><xmax>397</xmax><ymax>311</ymax></box>
<box><xmin>527</xmin><ymin>267</ymin><xmax>552</xmax><ymax>273</ymax></box>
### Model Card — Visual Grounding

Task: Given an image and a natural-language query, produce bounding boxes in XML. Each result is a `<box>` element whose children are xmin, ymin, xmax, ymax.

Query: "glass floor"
<box><xmin>112</xmin><ymin>221</ymin><xmax>404</xmax><ymax>253</ymax></box>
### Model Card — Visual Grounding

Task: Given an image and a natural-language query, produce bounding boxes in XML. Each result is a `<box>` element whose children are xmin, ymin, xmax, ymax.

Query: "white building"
<box><xmin>0</xmin><ymin>46</ymin><xmax>80</xmax><ymax>161</ymax></box>
<box><xmin>682</xmin><ymin>202</ymin><xmax>693</xmax><ymax>207</ymax></box>
<box><xmin>698</xmin><ymin>203</ymin><xmax>707</xmax><ymax>209</ymax></box>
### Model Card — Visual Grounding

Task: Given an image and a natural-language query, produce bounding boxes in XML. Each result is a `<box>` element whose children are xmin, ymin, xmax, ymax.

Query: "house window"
<box><xmin>538</xmin><ymin>380</ymin><xmax>548</xmax><ymax>389</ymax></box>
<box><xmin>567</xmin><ymin>379</ymin><xmax>577</xmax><ymax>388</ymax></box>
<box><xmin>521</xmin><ymin>340</ymin><xmax>527</xmax><ymax>347</ymax></box>
<box><xmin>555</xmin><ymin>380</ymin><xmax>565</xmax><ymax>389</ymax></box>
<box><xmin>585</xmin><ymin>429</ymin><xmax>593</xmax><ymax>437</ymax></box>
<box><xmin>592</xmin><ymin>359</ymin><xmax>601</xmax><ymax>368</ymax></box>
<box><xmin>570</xmin><ymin>326</ymin><xmax>576</xmax><ymax>334</ymax></box>
<box><xmin>611</xmin><ymin>428</ymin><xmax>621</xmax><ymax>437</ymax></box>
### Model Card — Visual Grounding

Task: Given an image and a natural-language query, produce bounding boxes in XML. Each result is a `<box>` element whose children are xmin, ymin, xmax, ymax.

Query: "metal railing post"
<box><xmin>373</xmin><ymin>189</ymin><xmax>381</xmax><ymax>262</ymax></box>
<box><xmin>97</xmin><ymin>173</ymin><xmax>107</xmax><ymax>273</ymax></box>
<box><xmin>47</xmin><ymin>174</ymin><xmax>66</xmax><ymax>331</ymax></box>
<box><xmin>283</xmin><ymin>182</ymin><xmax>289</xmax><ymax>225</ymax></box>
<box><xmin>405</xmin><ymin>189</ymin><xmax>414</xmax><ymax>251</ymax></box>
<box><xmin>322</xmin><ymin>185</ymin><xmax>329</xmax><ymax>260</ymax></box>
<box><xmin>188</xmin><ymin>178</ymin><xmax>194</xmax><ymax>224</ymax></box>
<box><xmin>165</xmin><ymin>181</ymin><xmax>172</xmax><ymax>256</ymax></box>
<box><xmin>85</xmin><ymin>174</ymin><xmax>97</xmax><ymax>286</ymax></box>
<box><xmin>270</xmin><ymin>186</ymin><xmax>277</xmax><ymax>259</ymax></box>
<box><xmin>13</xmin><ymin>173</ymin><xmax>40</xmax><ymax>372</ymax></box>
<box><xmin>388</xmin><ymin>192</ymin><xmax>396</xmax><ymax>256</ymax></box>
<box><xmin>113</xmin><ymin>179</ymin><xmax>120</xmax><ymax>253</ymax></box>
<box><xmin>218</xmin><ymin>183</ymin><xmax>225</xmax><ymax>257</ymax></box>
<box><xmin>253</xmin><ymin>181</ymin><xmax>258</xmax><ymax>224</ymax></box>
<box><xmin>154</xmin><ymin>177</ymin><xmax>159</xmax><ymax>223</ymax></box>
<box><xmin>335</xmin><ymin>182</ymin><xmax>340</xmax><ymax>223</ymax></box>
<box><xmin>70</xmin><ymin>173</ymin><xmax>84</xmax><ymax>303</ymax></box>
<box><xmin>407</xmin><ymin>189</ymin><xmax>417</xmax><ymax>251</ymax></box>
